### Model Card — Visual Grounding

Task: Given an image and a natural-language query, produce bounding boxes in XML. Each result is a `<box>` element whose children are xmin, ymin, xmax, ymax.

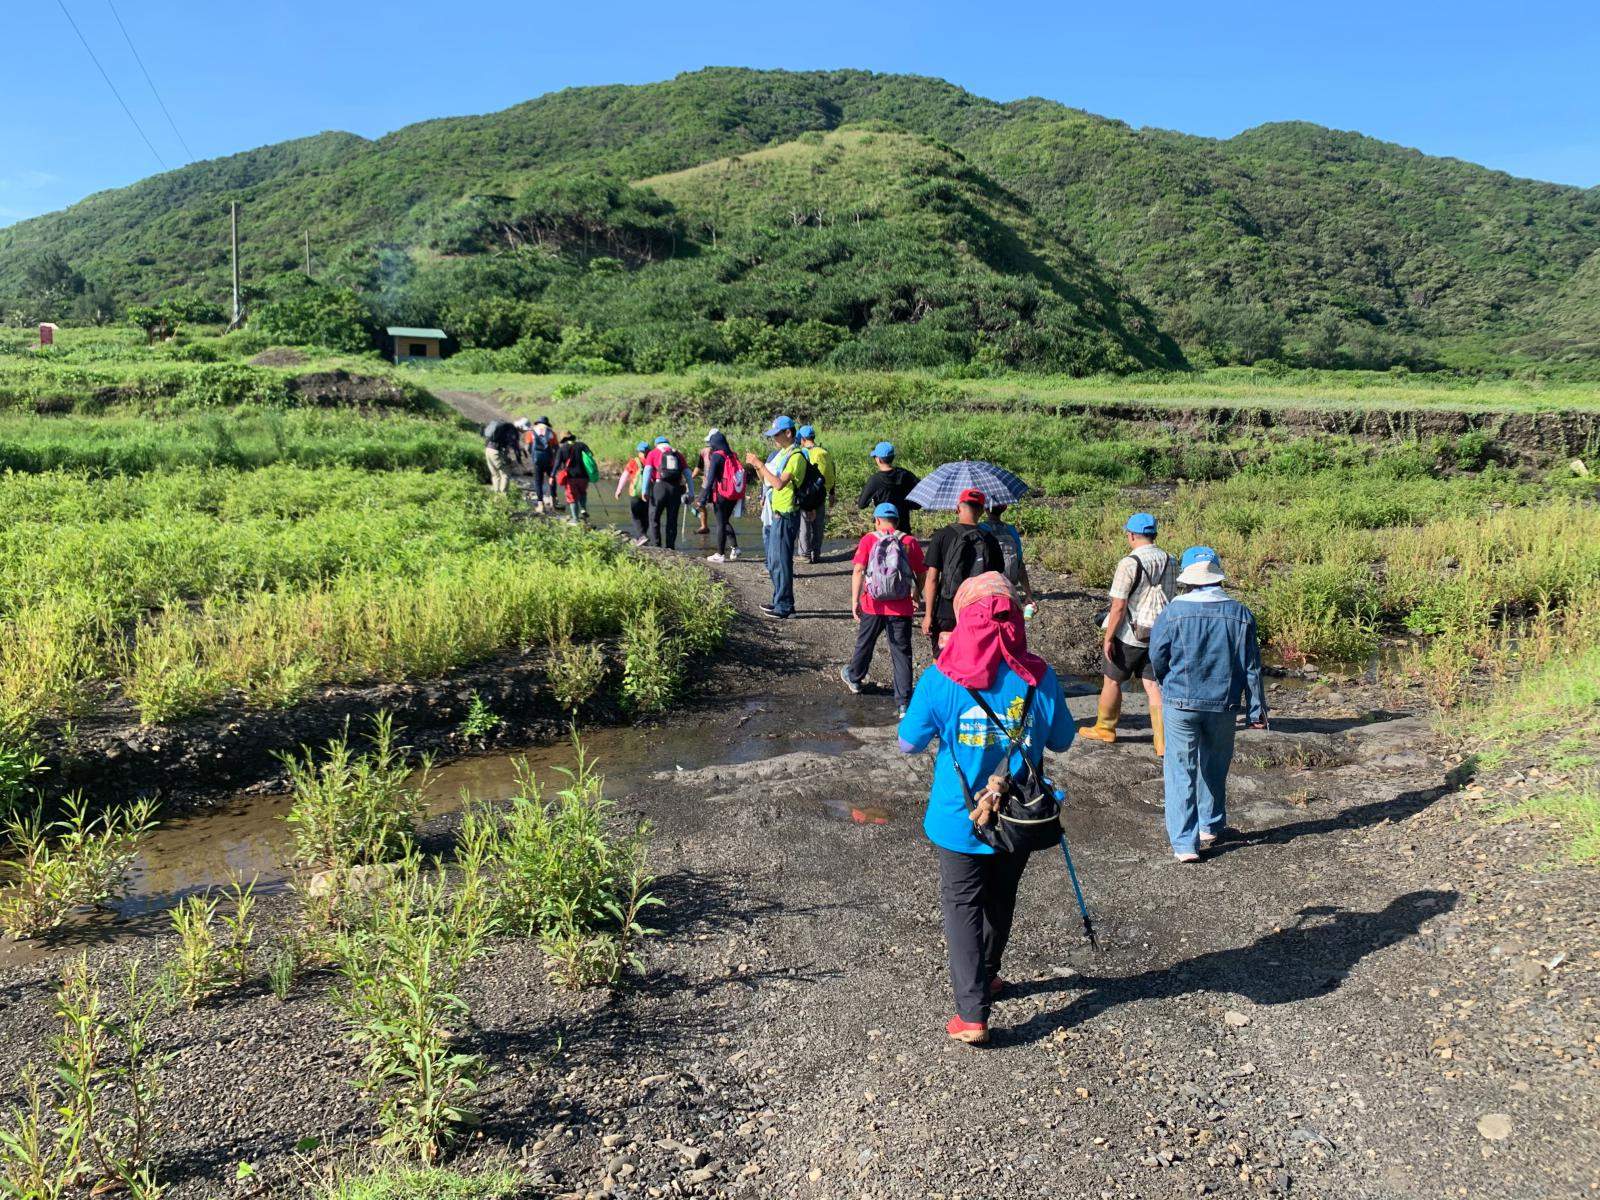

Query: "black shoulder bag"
<box><xmin>955</xmin><ymin>686</ymin><xmax>1064</xmax><ymax>855</ymax></box>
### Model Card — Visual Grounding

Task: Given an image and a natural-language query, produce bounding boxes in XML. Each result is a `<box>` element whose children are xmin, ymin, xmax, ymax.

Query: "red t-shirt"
<box><xmin>853</xmin><ymin>531</ymin><xmax>927</xmax><ymax>617</ymax></box>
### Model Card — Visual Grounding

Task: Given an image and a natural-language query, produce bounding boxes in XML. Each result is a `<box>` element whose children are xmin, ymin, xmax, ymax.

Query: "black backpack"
<box><xmin>955</xmin><ymin>686</ymin><xmax>1064</xmax><ymax>855</ymax></box>
<box><xmin>789</xmin><ymin>448</ymin><xmax>826</xmax><ymax>513</ymax></box>
<box><xmin>483</xmin><ymin>419</ymin><xmax>508</xmax><ymax>444</ymax></box>
<box><xmin>657</xmin><ymin>447</ymin><xmax>685</xmax><ymax>486</ymax></box>
<box><xmin>939</xmin><ymin>526</ymin><xmax>997</xmax><ymax>600</ymax></box>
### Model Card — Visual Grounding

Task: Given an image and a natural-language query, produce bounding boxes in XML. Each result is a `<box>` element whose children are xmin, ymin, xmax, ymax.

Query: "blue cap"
<box><xmin>1125</xmin><ymin>512</ymin><xmax>1157</xmax><ymax>536</ymax></box>
<box><xmin>872</xmin><ymin>502</ymin><xmax>900</xmax><ymax>521</ymax></box>
<box><xmin>797</xmin><ymin>424</ymin><xmax>816</xmax><ymax>440</ymax></box>
<box><xmin>654</xmin><ymin>436</ymin><xmax>670</xmax><ymax>445</ymax></box>
<box><xmin>762</xmin><ymin>415</ymin><xmax>795</xmax><ymax>437</ymax></box>
<box><xmin>870</xmin><ymin>441</ymin><xmax>895</xmax><ymax>459</ymax></box>
<box><xmin>636</xmin><ymin>441</ymin><xmax>650</xmax><ymax>453</ymax></box>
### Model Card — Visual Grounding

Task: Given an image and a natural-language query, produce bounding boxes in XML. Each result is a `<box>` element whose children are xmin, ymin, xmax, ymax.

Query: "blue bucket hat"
<box><xmin>762</xmin><ymin>415</ymin><xmax>796</xmax><ymax>437</ymax></box>
<box><xmin>797</xmin><ymin>424</ymin><xmax>816</xmax><ymax>440</ymax></box>
<box><xmin>635</xmin><ymin>441</ymin><xmax>650</xmax><ymax>453</ymax></box>
<box><xmin>872</xmin><ymin>502</ymin><xmax>900</xmax><ymax>521</ymax></box>
<box><xmin>870</xmin><ymin>441</ymin><xmax>895</xmax><ymax>460</ymax></box>
<box><xmin>654</xmin><ymin>436</ymin><xmax>670</xmax><ymax>445</ymax></box>
<box><xmin>1125</xmin><ymin>512</ymin><xmax>1158</xmax><ymax>536</ymax></box>
<box><xmin>1178</xmin><ymin>545</ymin><xmax>1225</xmax><ymax>586</ymax></box>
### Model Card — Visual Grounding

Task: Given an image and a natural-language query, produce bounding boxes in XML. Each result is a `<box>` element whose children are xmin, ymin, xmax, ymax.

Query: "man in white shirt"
<box><xmin>1079</xmin><ymin>512</ymin><xmax>1176</xmax><ymax>754</ymax></box>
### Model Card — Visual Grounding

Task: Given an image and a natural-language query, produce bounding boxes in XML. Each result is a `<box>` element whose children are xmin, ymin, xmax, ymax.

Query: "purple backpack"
<box><xmin>865</xmin><ymin>532</ymin><xmax>914</xmax><ymax>601</ymax></box>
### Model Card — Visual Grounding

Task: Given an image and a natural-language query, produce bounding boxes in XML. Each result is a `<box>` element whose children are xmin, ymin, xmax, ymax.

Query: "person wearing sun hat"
<box><xmin>1079</xmin><ymin>512</ymin><xmax>1176</xmax><ymax>753</ymax></box>
<box><xmin>1147</xmin><ymin>546</ymin><xmax>1268</xmax><ymax>863</ymax></box>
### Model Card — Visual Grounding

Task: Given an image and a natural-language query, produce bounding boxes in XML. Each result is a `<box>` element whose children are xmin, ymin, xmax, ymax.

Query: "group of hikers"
<box><xmin>483</xmin><ymin>409</ymin><xmax>1270</xmax><ymax>1044</ymax></box>
<box><xmin>482</xmin><ymin>415</ymin><xmax>598</xmax><ymax>522</ymax></box>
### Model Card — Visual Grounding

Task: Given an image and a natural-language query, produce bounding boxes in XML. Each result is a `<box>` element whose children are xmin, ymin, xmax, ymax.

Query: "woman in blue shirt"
<box><xmin>898</xmin><ymin>573</ymin><xmax>1076</xmax><ymax>1043</ymax></box>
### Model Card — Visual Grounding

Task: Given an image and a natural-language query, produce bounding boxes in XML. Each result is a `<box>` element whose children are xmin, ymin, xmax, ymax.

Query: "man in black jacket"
<box><xmin>856</xmin><ymin>441</ymin><xmax>920</xmax><ymax>534</ymax></box>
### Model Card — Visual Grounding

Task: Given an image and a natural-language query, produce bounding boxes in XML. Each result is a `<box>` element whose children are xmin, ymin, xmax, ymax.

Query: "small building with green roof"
<box><xmin>385</xmin><ymin>326</ymin><xmax>447</xmax><ymax>364</ymax></box>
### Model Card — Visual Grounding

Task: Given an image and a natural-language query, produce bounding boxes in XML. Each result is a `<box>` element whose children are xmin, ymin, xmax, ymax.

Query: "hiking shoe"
<box><xmin>760</xmin><ymin>603</ymin><xmax>778</xmax><ymax>615</ymax></box>
<box><xmin>706</xmin><ymin>553</ymin><xmax>726</xmax><ymax>563</ymax></box>
<box><xmin>946</xmin><ymin>1016</ymin><xmax>990</xmax><ymax>1045</ymax></box>
<box><xmin>989</xmin><ymin>976</ymin><xmax>1008</xmax><ymax>999</ymax></box>
<box><xmin>1077</xmin><ymin>725</ymin><xmax>1116</xmax><ymax>744</ymax></box>
<box><xmin>896</xmin><ymin>706</ymin><xmax>908</xmax><ymax>720</ymax></box>
<box><xmin>839</xmin><ymin>666</ymin><xmax>861</xmax><ymax>695</ymax></box>
<box><xmin>633</xmin><ymin>536</ymin><xmax>649</xmax><ymax>547</ymax></box>
<box><xmin>1198</xmin><ymin>828</ymin><xmax>1236</xmax><ymax>850</ymax></box>
<box><xmin>1174</xmin><ymin>851</ymin><xmax>1201</xmax><ymax>864</ymax></box>
<box><xmin>729</xmin><ymin>547</ymin><xmax>741</xmax><ymax>561</ymax></box>
<box><xmin>761</xmin><ymin>607</ymin><xmax>790</xmax><ymax>621</ymax></box>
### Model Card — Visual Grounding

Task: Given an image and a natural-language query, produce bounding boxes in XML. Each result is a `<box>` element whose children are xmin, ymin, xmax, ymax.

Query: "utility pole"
<box><xmin>304</xmin><ymin>229</ymin><xmax>311</xmax><ymax>277</ymax></box>
<box><xmin>229</xmin><ymin>201</ymin><xmax>242</xmax><ymax>329</ymax></box>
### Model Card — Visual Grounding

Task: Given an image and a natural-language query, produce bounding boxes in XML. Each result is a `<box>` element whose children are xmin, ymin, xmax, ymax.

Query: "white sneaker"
<box><xmin>729</xmin><ymin>547</ymin><xmax>741</xmax><ymax>561</ymax></box>
<box><xmin>706</xmin><ymin>553</ymin><xmax>726</xmax><ymax>563</ymax></box>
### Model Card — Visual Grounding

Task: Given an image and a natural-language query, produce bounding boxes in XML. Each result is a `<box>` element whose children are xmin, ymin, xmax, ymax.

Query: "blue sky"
<box><xmin>2</xmin><ymin>0</ymin><xmax>1595</xmax><ymax>227</ymax></box>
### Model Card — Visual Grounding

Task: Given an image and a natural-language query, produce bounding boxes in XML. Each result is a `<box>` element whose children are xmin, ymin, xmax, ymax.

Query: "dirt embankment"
<box><xmin>1072</xmin><ymin>401</ymin><xmax>1600</xmax><ymax>464</ymax></box>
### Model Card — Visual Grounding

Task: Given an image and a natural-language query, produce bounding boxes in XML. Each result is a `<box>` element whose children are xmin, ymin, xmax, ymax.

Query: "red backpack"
<box><xmin>713</xmin><ymin>451</ymin><xmax>746</xmax><ymax>502</ymax></box>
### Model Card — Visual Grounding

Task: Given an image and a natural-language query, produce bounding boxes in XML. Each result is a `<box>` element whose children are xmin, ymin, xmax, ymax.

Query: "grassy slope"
<box><xmin>3</xmin><ymin>68</ymin><xmax>1598</xmax><ymax>353</ymax></box>
<box><xmin>434</xmin><ymin>365</ymin><xmax>1600</xmax><ymax>416</ymax></box>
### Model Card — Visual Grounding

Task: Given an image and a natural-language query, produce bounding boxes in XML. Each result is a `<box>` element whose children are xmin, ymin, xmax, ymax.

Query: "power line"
<box><xmin>53</xmin><ymin>0</ymin><xmax>166</xmax><ymax>170</ymax></box>
<box><xmin>104</xmin><ymin>0</ymin><xmax>194</xmax><ymax>161</ymax></box>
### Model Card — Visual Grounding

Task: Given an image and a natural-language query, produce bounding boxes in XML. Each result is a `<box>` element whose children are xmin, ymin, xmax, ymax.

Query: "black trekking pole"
<box><xmin>1058</xmin><ymin>832</ymin><xmax>1099</xmax><ymax>951</ymax></box>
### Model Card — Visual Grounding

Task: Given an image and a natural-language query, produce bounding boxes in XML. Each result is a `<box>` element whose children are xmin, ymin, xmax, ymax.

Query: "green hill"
<box><xmin>3</xmin><ymin>67</ymin><xmax>1598</xmax><ymax>372</ymax></box>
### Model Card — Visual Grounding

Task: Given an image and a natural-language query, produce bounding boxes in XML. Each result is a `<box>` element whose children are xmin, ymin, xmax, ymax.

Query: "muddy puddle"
<box><xmin>0</xmin><ymin>696</ymin><xmax>867</xmax><ymax>971</ymax></box>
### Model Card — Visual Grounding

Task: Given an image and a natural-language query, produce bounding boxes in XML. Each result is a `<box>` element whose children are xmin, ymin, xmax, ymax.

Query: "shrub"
<box><xmin>459</xmin><ymin>746</ymin><xmax>660</xmax><ymax>988</ymax></box>
<box><xmin>620</xmin><ymin>606</ymin><xmax>682</xmax><ymax>714</ymax></box>
<box><xmin>167</xmin><ymin>895</ymin><xmax>224</xmax><ymax>1009</ymax></box>
<box><xmin>0</xmin><ymin>957</ymin><xmax>165</xmax><ymax>1199</ymax></box>
<box><xmin>283</xmin><ymin>714</ymin><xmax>429</xmax><ymax>869</ymax></box>
<box><xmin>329</xmin><ymin>854</ymin><xmax>495</xmax><ymax>1162</ymax></box>
<box><xmin>0</xmin><ymin>796</ymin><xmax>158</xmax><ymax>938</ymax></box>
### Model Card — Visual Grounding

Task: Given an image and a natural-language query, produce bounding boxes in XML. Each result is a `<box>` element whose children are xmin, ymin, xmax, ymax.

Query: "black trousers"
<box><xmin>629</xmin><ymin>497</ymin><xmax>649</xmax><ymax>540</ymax></box>
<box><xmin>649</xmin><ymin>485</ymin><xmax>682</xmax><ymax>549</ymax></box>
<box><xmin>711</xmin><ymin>497</ymin><xmax>740</xmax><ymax>555</ymax></box>
<box><xmin>937</xmin><ymin>846</ymin><xmax>1031</xmax><ymax>1023</ymax></box>
<box><xmin>531</xmin><ymin>458</ymin><xmax>554</xmax><ymax>504</ymax></box>
<box><xmin>846</xmin><ymin>613</ymin><xmax>913</xmax><ymax>705</ymax></box>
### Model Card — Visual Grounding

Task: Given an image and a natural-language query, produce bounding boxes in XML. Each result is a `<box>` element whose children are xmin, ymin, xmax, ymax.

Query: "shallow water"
<box><xmin>0</xmin><ymin>695</ymin><xmax>868</xmax><ymax>971</ymax></box>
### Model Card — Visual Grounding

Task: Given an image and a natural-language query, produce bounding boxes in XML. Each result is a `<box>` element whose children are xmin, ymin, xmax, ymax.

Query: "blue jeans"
<box><xmin>1163</xmin><ymin>707</ymin><xmax>1235</xmax><ymax>854</ymax></box>
<box><xmin>764</xmin><ymin>513</ymin><xmax>798</xmax><ymax>615</ymax></box>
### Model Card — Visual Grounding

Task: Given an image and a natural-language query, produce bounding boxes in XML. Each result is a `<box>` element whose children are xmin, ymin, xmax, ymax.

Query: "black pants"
<box><xmin>629</xmin><ymin>497</ymin><xmax>649</xmax><ymax>540</ymax></box>
<box><xmin>937</xmin><ymin>846</ymin><xmax>1031</xmax><ymax>1023</ymax></box>
<box><xmin>649</xmin><ymin>484</ymin><xmax>682</xmax><ymax>549</ymax></box>
<box><xmin>711</xmin><ymin>497</ymin><xmax>739</xmax><ymax>556</ymax></box>
<box><xmin>847</xmin><ymin>613</ymin><xmax>913</xmax><ymax>705</ymax></box>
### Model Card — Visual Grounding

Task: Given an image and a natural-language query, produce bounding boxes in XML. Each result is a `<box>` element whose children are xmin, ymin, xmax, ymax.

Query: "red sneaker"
<box><xmin>946</xmin><ymin>1016</ymin><xmax>990</xmax><ymax>1045</ymax></box>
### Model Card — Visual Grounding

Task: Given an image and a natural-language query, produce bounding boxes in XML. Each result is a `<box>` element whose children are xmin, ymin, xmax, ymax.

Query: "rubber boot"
<box><xmin>1150</xmin><ymin>705</ymin><xmax>1165</xmax><ymax>758</ymax></box>
<box><xmin>1078</xmin><ymin>696</ymin><xmax>1120</xmax><ymax>743</ymax></box>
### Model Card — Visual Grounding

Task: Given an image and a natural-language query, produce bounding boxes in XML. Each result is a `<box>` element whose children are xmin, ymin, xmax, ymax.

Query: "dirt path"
<box><xmin>1</xmin><ymin>445</ymin><xmax>1594</xmax><ymax>1196</ymax></box>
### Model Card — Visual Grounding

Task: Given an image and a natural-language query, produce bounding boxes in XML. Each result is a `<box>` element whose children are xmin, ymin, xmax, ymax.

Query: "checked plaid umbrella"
<box><xmin>905</xmin><ymin>460</ymin><xmax>1031</xmax><ymax>511</ymax></box>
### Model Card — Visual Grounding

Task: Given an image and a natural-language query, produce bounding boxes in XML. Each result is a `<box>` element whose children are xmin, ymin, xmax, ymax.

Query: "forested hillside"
<box><xmin>3</xmin><ymin>67</ymin><xmax>1598</xmax><ymax>372</ymax></box>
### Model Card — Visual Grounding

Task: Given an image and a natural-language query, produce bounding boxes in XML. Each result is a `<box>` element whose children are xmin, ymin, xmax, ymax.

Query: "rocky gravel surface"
<box><xmin>0</xmin><ymin>540</ymin><xmax>1595</xmax><ymax>1199</ymax></box>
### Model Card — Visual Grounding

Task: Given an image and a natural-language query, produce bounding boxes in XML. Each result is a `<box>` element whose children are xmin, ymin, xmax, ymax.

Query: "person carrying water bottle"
<box><xmin>899</xmin><ymin>572</ymin><xmax>1077</xmax><ymax>1044</ymax></box>
<box><xmin>841</xmin><ymin>502</ymin><xmax>927</xmax><ymax>717</ymax></box>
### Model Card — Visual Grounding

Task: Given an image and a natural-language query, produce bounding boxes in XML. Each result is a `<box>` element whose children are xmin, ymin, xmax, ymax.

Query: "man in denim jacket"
<box><xmin>1148</xmin><ymin>547</ymin><xmax>1268</xmax><ymax>862</ymax></box>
